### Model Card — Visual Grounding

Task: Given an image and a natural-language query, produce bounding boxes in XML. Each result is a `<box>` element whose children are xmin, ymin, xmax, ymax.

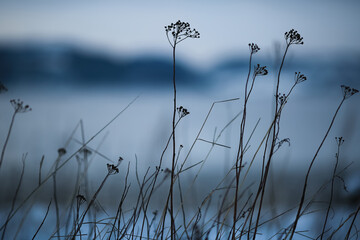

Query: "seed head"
<box><xmin>277</xmin><ymin>93</ymin><xmax>287</xmax><ymax>106</ymax></box>
<box><xmin>248</xmin><ymin>43</ymin><xmax>260</xmax><ymax>54</ymax></box>
<box><xmin>165</xmin><ymin>20</ymin><xmax>200</xmax><ymax>46</ymax></box>
<box><xmin>58</xmin><ymin>148</ymin><xmax>66</xmax><ymax>157</ymax></box>
<box><xmin>107</xmin><ymin>163</ymin><xmax>119</xmax><ymax>175</ymax></box>
<box><xmin>285</xmin><ymin>29</ymin><xmax>304</xmax><ymax>45</ymax></box>
<box><xmin>254</xmin><ymin>64</ymin><xmax>268</xmax><ymax>76</ymax></box>
<box><xmin>294</xmin><ymin>72</ymin><xmax>307</xmax><ymax>85</ymax></box>
<box><xmin>341</xmin><ymin>85</ymin><xmax>359</xmax><ymax>99</ymax></box>
<box><xmin>10</xmin><ymin>99</ymin><xmax>32</xmax><ymax>113</ymax></box>
<box><xmin>177</xmin><ymin>106</ymin><xmax>190</xmax><ymax>118</ymax></box>
<box><xmin>76</xmin><ymin>194</ymin><xmax>86</xmax><ymax>205</ymax></box>
<box><xmin>335</xmin><ymin>137</ymin><xmax>344</xmax><ymax>146</ymax></box>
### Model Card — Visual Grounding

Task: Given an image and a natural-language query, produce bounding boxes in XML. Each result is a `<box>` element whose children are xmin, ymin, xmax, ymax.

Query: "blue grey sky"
<box><xmin>0</xmin><ymin>0</ymin><xmax>360</xmax><ymax>66</ymax></box>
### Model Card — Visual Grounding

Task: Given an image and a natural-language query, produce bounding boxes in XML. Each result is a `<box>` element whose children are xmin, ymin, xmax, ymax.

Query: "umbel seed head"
<box><xmin>165</xmin><ymin>20</ymin><xmax>200</xmax><ymax>46</ymax></box>
<box><xmin>335</xmin><ymin>137</ymin><xmax>344</xmax><ymax>146</ymax></box>
<box><xmin>177</xmin><ymin>106</ymin><xmax>190</xmax><ymax>118</ymax></box>
<box><xmin>254</xmin><ymin>64</ymin><xmax>268</xmax><ymax>76</ymax></box>
<box><xmin>107</xmin><ymin>163</ymin><xmax>119</xmax><ymax>175</ymax></box>
<box><xmin>285</xmin><ymin>29</ymin><xmax>304</xmax><ymax>45</ymax></box>
<box><xmin>76</xmin><ymin>194</ymin><xmax>86</xmax><ymax>205</ymax></box>
<box><xmin>341</xmin><ymin>85</ymin><xmax>359</xmax><ymax>99</ymax></box>
<box><xmin>58</xmin><ymin>148</ymin><xmax>66</xmax><ymax>157</ymax></box>
<box><xmin>10</xmin><ymin>99</ymin><xmax>32</xmax><ymax>113</ymax></box>
<box><xmin>249</xmin><ymin>43</ymin><xmax>260</xmax><ymax>54</ymax></box>
<box><xmin>294</xmin><ymin>72</ymin><xmax>307</xmax><ymax>84</ymax></box>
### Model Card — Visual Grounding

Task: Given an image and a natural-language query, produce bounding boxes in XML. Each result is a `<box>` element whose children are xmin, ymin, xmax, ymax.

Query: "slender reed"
<box><xmin>32</xmin><ymin>200</ymin><xmax>52</xmax><ymax>240</ymax></box>
<box><xmin>289</xmin><ymin>85</ymin><xmax>359</xmax><ymax>240</ymax></box>
<box><xmin>53</xmin><ymin>149</ymin><xmax>66</xmax><ymax>240</ymax></box>
<box><xmin>1</xmin><ymin>154</ymin><xmax>27</xmax><ymax>240</ymax></box>
<box><xmin>0</xmin><ymin>96</ymin><xmax>137</xmax><ymax>231</ymax></box>
<box><xmin>0</xmin><ymin>99</ymin><xmax>31</xmax><ymax>169</ymax></box>
<box><xmin>232</xmin><ymin>42</ymin><xmax>266</xmax><ymax>239</ymax></box>
<box><xmin>250</xmin><ymin>30</ymin><xmax>304</xmax><ymax>239</ymax></box>
<box><xmin>328</xmin><ymin>204</ymin><xmax>360</xmax><ymax>239</ymax></box>
<box><xmin>71</xmin><ymin>160</ymin><xmax>121</xmax><ymax>240</ymax></box>
<box><xmin>345</xmin><ymin>204</ymin><xmax>360</xmax><ymax>240</ymax></box>
<box><xmin>165</xmin><ymin>20</ymin><xmax>200</xmax><ymax>239</ymax></box>
<box><xmin>320</xmin><ymin>136</ymin><xmax>344</xmax><ymax>239</ymax></box>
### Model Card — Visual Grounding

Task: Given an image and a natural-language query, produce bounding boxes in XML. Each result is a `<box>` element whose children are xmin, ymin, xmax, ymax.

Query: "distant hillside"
<box><xmin>0</xmin><ymin>42</ymin><xmax>359</xmax><ymax>91</ymax></box>
<box><xmin>0</xmin><ymin>43</ymin><xmax>204</xmax><ymax>89</ymax></box>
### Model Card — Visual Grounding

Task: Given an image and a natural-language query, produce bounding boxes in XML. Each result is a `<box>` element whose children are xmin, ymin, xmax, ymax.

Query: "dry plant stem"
<box><xmin>65</xmin><ymin>158</ymin><xmax>82</xmax><ymax>235</ymax></box>
<box><xmin>246</xmin><ymin>83</ymin><xmax>295</xmax><ymax>239</ymax></box>
<box><xmin>282</xmin><ymin>162</ymin><xmax>352</xmax><ymax>240</ymax></box>
<box><xmin>177</xmin><ymin>98</ymin><xmax>239</xmax><ymax>178</ymax></box>
<box><xmin>0</xmin><ymin>96</ymin><xmax>138</xmax><ymax>231</ymax></box>
<box><xmin>176</xmin><ymin>100</ymin><xmax>241</xmax><ymax>210</ymax></box>
<box><xmin>108</xmin><ymin>162</ymin><xmax>130</xmax><ymax>240</ymax></box>
<box><xmin>62</xmin><ymin>132</ymin><xmax>109</xmax><ymax>233</ymax></box>
<box><xmin>232</xmin><ymin>50</ymin><xmax>253</xmax><ymax>240</ymax></box>
<box><xmin>144</xmin><ymin>117</ymin><xmax>181</xmax><ymax>213</ymax></box>
<box><xmin>1</xmin><ymin>154</ymin><xmax>26</xmax><ymax>240</ymax></box>
<box><xmin>65</xmin><ymin>159</ymin><xmax>81</xmax><ymax>233</ymax></box>
<box><xmin>251</xmin><ymin>44</ymin><xmax>289</xmax><ymax>239</ymax></box>
<box><xmin>320</xmin><ymin>141</ymin><xmax>341</xmax><ymax>239</ymax></box>
<box><xmin>175</xmin><ymin>114</ymin><xmax>249</xmax><ymax>240</ymax></box>
<box><xmin>289</xmin><ymin>97</ymin><xmax>345</xmax><ymax>240</ymax></box>
<box><xmin>177</xmin><ymin>167</ymin><xmax>191</xmax><ymax>240</ymax></box>
<box><xmin>79</xmin><ymin>120</ymin><xmax>95</xmax><ymax>240</ymax></box>
<box><xmin>0</xmin><ymin>111</ymin><xmax>16</xmax><ymax>169</ymax></box>
<box><xmin>328</xmin><ymin>206</ymin><xmax>359</xmax><ymax>239</ymax></box>
<box><xmin>71</xmin><ymin>171</ymin><xmax>113</xmax><ymax>240</ymax></box>
<box><xmin>14</xmin><ymin>199</ymin><xmax>34</xmax><ymax>240</ymax></box>
<box><xmin>38</xmin><ymin>155</ymin><xmax>44</xmax><ymax>186</ymax></box>
<box><xmin>170</xmin><ymin>43</ymin><xmax>177</xmax><ymax>240</ymax></box>
<box><xmin>131</xmin><ymin>162</ymin><xmax>151</xmax><ymax>238</ymax></box>
<box><xmin>182</xmin><ymin>115</ymin><xmax>261</xmax><ymax>238</ymax></box>
<box><xmin>345</xmin><ymin>204</ymin><xmax>360</xmax><ymax>240</ymax></box>
<box><xmin>32</xmin><ymin>200</ymin><xmax>52</xmax><ymax>240</ymax></box>
<box><xmin>218</xmin><ymin>103</ymin><xmax>282</xmax><ymax>238</ymax></box>
<box><xmin>52</xmin><ymin>156</ymin><xmax>61</xmax><ymax>240</ymax></box>
<box><xmin>64</xmin><ymin>130</ymin><xmax>109</xmax><ymax>235</ymax></box>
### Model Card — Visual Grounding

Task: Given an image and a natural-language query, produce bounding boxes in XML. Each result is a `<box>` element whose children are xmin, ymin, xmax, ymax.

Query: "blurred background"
<box><xmin>0</xmin><ymin>0</ymin><xmax>360</xmax><ymax>238</ymax></box>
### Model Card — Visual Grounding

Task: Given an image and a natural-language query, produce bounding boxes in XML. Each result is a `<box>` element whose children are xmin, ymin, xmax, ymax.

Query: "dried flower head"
<box><xmin>277</xmin><ymin>93</ymin><xmax>287</xmax><ymax>106</ymax></box>
<box><xmin>341</xmin><ymin>85</ymin><xmax>359</xmax><ymax>99</ymax></box>
<box><xmin>254</xmin><ymin>64</ymin><xmax>268</xmax><ymax>76</ymax></box>
<box><xmin>58</xmin><ymin>148</ymin><xmax>66</xmax><ymax>157</ymax></box>
<box><xmin>165</xmin><ymin>20</ymin><xmax>200</xmax><ymax>46</ymax></box>
<box><xmin>335</xmin><ymin>137</ymin><xmax>344</xmax><ymax>146</ymax></box>
<box><xmin>10</xmin><ymin>99</ymin><xmax>32</xmax><ymax>113</ymax></box>
<box><xmin>0</xmin><ymin>82</ymin><xmax>7</xmax><ymax>93</ymax></box>
<box><xmin>177</xmin><ymin>106</ymin><xmax>190</xmax><ymax>118</ymax></box>
<box><xmin>294</xmin><ymin>72</ymin><xmax>307</xmax><ymax>85</ymax></box>
<box><xmin>249</xmin><ymin>43</ymin><xmax>260</xmax><ymax>54</ymax></box>
<box><xmin>107</xmin><ymin>163</ymin><xmax>119</xmax><ymax>175</ymax></box>
<box><xmin>285</xmin><ymin>29</ymin><xmax>304</xmax><ymax>45</ymax></box>
<box><xmin>76</xmin><ymin>194</ymin><xmax>86</xmax><ymax>205</ymax></box>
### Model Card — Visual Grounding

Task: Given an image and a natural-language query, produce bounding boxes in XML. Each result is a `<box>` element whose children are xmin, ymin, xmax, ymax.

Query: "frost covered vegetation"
<box><xmin>0</xmin><ymin>21</ymin><xmax>359</xmax><ymax>239</ymax></box>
